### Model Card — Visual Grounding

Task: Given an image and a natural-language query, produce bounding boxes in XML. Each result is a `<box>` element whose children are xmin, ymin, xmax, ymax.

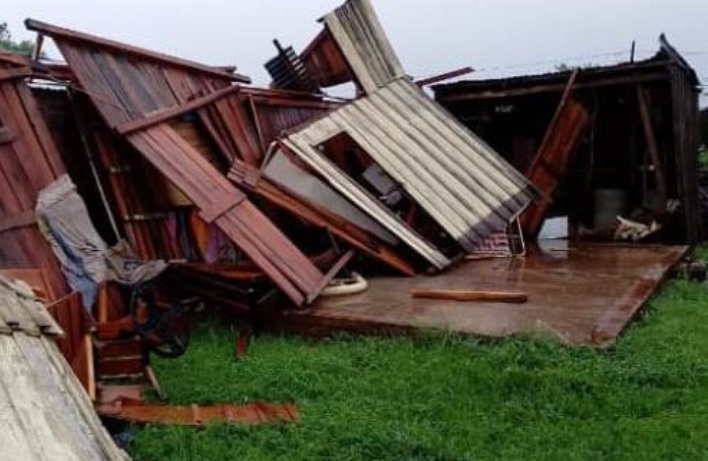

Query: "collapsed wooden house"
<box><xmin>17</xmin><ymin>0</ymin><xmax>537</xmax><ymax>316</ymax></box>
<box><xmin>0</xmin><ymin>2</ymin><xmax>697</xmax><ymax>458</ymax></box>
<box><xmin>0</xmin><ymin>0</ymin><xmax>695</xmax><ymax>376</ymax></box>
<box><xmin>434</xmin><ymin>36</ymin><xmax>703</xmax><ymax>244</ymax></box>
<box><xmin>264</xmin><ymin>0</ymin><xmax>537</xmax><ymax>269</ymax></box>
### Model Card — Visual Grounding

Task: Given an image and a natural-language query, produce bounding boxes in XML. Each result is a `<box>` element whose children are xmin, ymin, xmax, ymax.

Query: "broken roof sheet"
<box><xmin>322</xmin><ymin>0</ymin><xmax>406</xmax><ymax>94</ymax></box>
<box><xmin>282</xmin><ymin>78</ymin><xmax>536</xmax><ymax>259</ymax></box>
<box><xmin>279</xmin><ymin>0</ymin><xmax>537</xmax><ymax>263</ymax></box>
<box><xmin>0</xmin><ymin>277</ymin><xmax>129</xmax><ymax>461</ymax></box>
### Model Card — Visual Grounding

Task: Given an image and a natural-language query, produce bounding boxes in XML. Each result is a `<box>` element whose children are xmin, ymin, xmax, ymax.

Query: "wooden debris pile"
<box><xmin>0</xmin><ymin>0</ymin><xmax>535</xmax><ymax>317</ymax></box>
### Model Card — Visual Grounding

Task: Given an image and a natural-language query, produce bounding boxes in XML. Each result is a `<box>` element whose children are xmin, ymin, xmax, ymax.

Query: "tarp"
<box><xmin>36</xmin><ymin>175</ymin><xmax>167</xmax><ymax>310</ymax></box>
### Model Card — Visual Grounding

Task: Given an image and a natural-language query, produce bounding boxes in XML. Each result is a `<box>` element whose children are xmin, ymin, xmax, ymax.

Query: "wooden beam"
<box><xmin>0</xmin><ymin>52</ymin><xmax>31</xmax><ymax>67</ymax></box>
<box><xmin>306</xmin><ymin>249</ymin><xmax>356</xmax><ymax>304</ymax></box>
<box><xmin>0</xmin><ymin>67</ymin><xmax>33</xmax><ymax>82</ymax></box>
<box><xmin>637</xmin><ymin>85</ymin><xmax>668</xmax><ymax>207</ymax></box>
<box><xmin>0</xmin><ymin>211</ymin><xmax>37</xmax><ymax>234</ymax></box>
<box><xmin>533</xmin><ymin>69</ymin><xmax>580</xmax><ymax>171</ymax></box>
<box><xmin>199</xmin><ymin>195</ymin><xmax>247</xmax><ymax>224</ymax></box>
<box><xmin>114</xmin><ymin>85</ymin><xmax>241</xmax><ymax>135</ymax></box>
<box><xmin>25</xmin><ymin>18</ymin><xmax>251</xmax><ymax>83</ymax></box>
<box><xmin>411</xmin><ymin>289</ymin><xmax>528</xmax><ymax>304</ymax></box>
<box><xmin>251</xmin><ymin>96</ymin><xmax>343</xmax><ymax>111</ymax></box>
<box><xmin>521</xmin><ymin>71</ymin><xmax>592</xmax><ymax>236</ymax></box>
<box><xmin>416</xmin><ymin>66</ymin><xmax>475</xmax><ymax>87</ymax></box>
<box><xmin>32</xmin><ymin>33</ymin><xmax>45</xmax><ymax>62</ymax></box>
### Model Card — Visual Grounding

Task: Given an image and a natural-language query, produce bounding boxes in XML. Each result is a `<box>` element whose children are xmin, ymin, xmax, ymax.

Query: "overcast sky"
<box><xmin>3</xmin><ymin>1</ymin><xmax>707</xmax><ymax>106</ymax></box>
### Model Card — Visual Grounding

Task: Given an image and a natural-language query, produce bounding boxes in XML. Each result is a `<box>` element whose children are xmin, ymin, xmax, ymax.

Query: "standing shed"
<box><xmin>434</xmin><ymin>36</ymin><xmax>702</xmax><ymax>244</ymax></box>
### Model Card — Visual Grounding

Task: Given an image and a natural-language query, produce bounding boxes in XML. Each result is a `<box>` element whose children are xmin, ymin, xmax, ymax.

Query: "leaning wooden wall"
<box><xmin>0</xmin><ymin>59</ymin><xmax>68</xmax><ymax>296</ymax></box>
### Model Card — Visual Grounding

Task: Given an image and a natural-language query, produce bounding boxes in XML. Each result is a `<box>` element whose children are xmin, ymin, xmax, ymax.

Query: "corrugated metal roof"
<box><xmin>434</xmin><ymin>36</ymin><xmax>700</xmax><ymax>95</ymax></box>
<box><xmin>0</xmin><ymin>276</ymin><xmax>129</xmax><ymax>461</ymax></box>
<box><xmin>323</xmin><ymin>0</ymin><xmax>405</xmax><ymax>94</ymax></box>
<box><xmin>283</xmin><ymin>78</ymin><xmax>536</xmax><ymax>262</ymax></box>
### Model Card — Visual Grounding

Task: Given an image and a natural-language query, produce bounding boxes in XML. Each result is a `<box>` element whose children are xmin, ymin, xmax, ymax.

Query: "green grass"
<box><xmin>699</xmin><ymin>146</ymin><xmax>708</xmax><ymax>170</ymax></box>
<box><xmin>130</xmin><ymin>276</ymin><xmax>708</xmax><ymax>461</ymax></box>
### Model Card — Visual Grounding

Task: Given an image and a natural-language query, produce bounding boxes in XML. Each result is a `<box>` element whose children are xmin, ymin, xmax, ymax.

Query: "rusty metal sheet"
<box><xmin>271</xmin><ymin>242</ymin><xmax>687</xmax><ymax>347</ymax></box>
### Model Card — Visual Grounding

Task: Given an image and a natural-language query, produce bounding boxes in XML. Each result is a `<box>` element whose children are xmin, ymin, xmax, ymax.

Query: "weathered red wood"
<box><xmin>26</xmin><ymin>19</ymin><xmax>250</xmax><ymax>83</ymax></box>
<box><xmin>127</xmin><ymin>125</ymin><xmax>326</xmax><ymax>305</ymax></box>
<box><xmin>0</xmin><ymin>67</ymin><xmax>33</xmax><ymax>82</ymax></box>
<box><xmin>37</xmin><ymin>26</ymin><xmax>357</xmax><ymax>305</ymax></box>
<box><xmin>97</xmin><ymin>400</ymin><xmax>299</xmax><ymax>426</ymax></box>
<box><xmin>114</xmin><ymin>84</ymin><xmax>241</xmax><ymax>135</ymax></box>
<box><xmin>520</xmin><ymin>99</ymin><xmax>591</xmax><ymax>235</ymax></box>
<box><xmin>0</xmin><ymin>210</ymin><xmax>37</xmax><ymax>234</ymax></box>
<box><xmin>0</xmin><ymin>69</ymin><xmax>68</xmax><ymax>295</ymax></box>
<box><xmin>14</xmin><ymin>83</ymin><xmax>66</xmax><ymax>177</ymax></box>
<box><xmin>521</xmin><ymin>71</ymin><xmax>591</xmax><ymax>236</ymax></box>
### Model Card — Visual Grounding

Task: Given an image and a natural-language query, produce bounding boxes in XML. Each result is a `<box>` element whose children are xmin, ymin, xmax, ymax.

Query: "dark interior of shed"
<box><xmin>444</xmin><ymin>80</ymin><xmax>684</xmax><ymax>243</ymax></box>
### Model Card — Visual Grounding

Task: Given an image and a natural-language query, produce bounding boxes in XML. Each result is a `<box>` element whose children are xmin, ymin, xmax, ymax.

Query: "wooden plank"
<box><xmin>98</xmin><ymin>357</ymin><xmax>145</xmax><ymax>377</ymax></box>
<box><xmin>637</xmin><ymin>85</ymin><xmax>668</xmax><ymax>207</ymax></box>
<box><xmin>411</xmin><ymin>289</ymin><xmax>528</xmax><ymax>303</ymax></box>
<box><xmin>0</xmin><ymin>67</ymin><xmax>32</xmax><ymax>82</ymax></box>
<box><xmin>26</xmin><ymin>19</ymin><xmax>251</xmax><ymax>83</ymax></box>
<box><xmin>307</xmin><ymin>249</ymin><xmax>356</xmax><ymax>303</ymax></box>
<box><xmin>521</xmin><ymin>71</ymin><xmax>592</xmax><ymax>236</ymax></box>
<box><xmin>536</xmin><ymin>69</ymin><xmax>580</xmax><ymax>159</ymax></box>
<box><xmin>114</xmin><ymin>84</ymin><xmax>241</xmax><ymax>135</ymax></box>
<box><xmin>0</xmin><ymin>211</ymin><xmax>36</xmax><ymax>234</ymax></box>
<box><xmin>0</xmin><ymin>127</ymin><xmax>16</xmax><ymax>144</ymax></box>
<box><xmin>416</xmin><ymin>67</ymin><xmax>475</xmax><ymax>87</ymax></box>
<box><xmin>14</xmin><ymin>82</ymin><xmax>66</xmax><ymax>178</ymax></box>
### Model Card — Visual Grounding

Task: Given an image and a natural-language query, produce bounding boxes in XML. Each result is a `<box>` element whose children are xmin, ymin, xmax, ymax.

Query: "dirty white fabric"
<box><xmin>36</xmin><ymin>175</ymin><xmax>167</xmax><ymax>310</ymax></box>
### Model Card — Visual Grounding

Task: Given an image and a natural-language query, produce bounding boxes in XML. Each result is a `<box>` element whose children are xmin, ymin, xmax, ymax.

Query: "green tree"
<box><xmin>0</xmin><ymin>22</ymin><xmax>35</xmax><ymax>55</ymax></box>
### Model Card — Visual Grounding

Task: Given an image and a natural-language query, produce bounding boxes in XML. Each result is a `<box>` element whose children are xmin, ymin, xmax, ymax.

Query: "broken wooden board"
<box><xmin>98</xmin><ymin>399</ymin><xmax>299</xmax><ymax>427</ymax></box>
<box><xmin>521</xmin><ymin>71</ymin><xmax>592</xmax><ymax>236</ymax></box>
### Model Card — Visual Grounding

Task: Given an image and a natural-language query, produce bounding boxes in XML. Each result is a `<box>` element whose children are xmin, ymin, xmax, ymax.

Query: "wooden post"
<box><xmin>636</xmin><ymin>85</ymin><xmax>668</xmax><ymax>208</ymax></box>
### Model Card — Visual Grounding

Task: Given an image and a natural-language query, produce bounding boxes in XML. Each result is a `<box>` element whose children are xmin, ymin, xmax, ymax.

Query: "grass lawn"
<box><xmin>129</xmin><ymin>275</ymin><xmax>708</xmax><ymax>461</ymax></box>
